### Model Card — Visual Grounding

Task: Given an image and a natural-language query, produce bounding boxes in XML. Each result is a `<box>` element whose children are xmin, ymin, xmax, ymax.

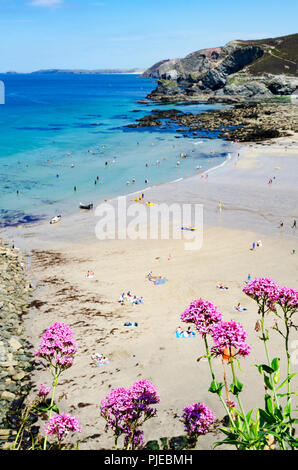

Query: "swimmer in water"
<box><xmin>74</xmin><ymin>186</ymin><xmax>77</xmax><ymax>191</ymax></box>
<box><xmin>145</xmin><ymin>179</ymin><xmax>149</xmax><ymax>184</ymax></box>
<box><xmin>132</xmin><ymin>178</ymin><xmax>136</xmax><ymax>183</ymax></box>
<box><xmin>105</xmin><ymin>161</ymin><xmax>108</xmax><ymax>166</ymax></box>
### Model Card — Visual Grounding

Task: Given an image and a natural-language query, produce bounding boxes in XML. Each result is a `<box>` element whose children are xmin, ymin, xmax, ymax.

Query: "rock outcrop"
<box><xmin>143</xmin><ymin>33</ymin><xmax>298</xmax><ymax>102</ymax></box>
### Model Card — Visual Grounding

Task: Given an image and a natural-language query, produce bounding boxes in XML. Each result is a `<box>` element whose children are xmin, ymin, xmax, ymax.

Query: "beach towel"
<box><xmin>154</xmin><ymin>277</ymin><xmax>166</xmax><ymax>285</ymax></box>
<box><xmin>176</xmin><ymin>331</ymin><xmax>196</xmax><ymax>338</ymax></box>
<box><xmin>181</xmin><ymin>226</ymin><xmax>198</xmax><ymax>231</ymax></box>
<box><xmin>97</xmin><ymin>361</ymin><xmax>110</xmax><ymax>366</ymax></box>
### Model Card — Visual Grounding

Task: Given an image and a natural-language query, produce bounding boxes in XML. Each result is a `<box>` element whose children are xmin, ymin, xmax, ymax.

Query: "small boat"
<box><xmin>50</xmin><ymin>215</ymin><xmax>62</xmax><ymax>224</ymax></box>
<box><xmin>79</xmin><ymin>203</ymin><xmax>93</xmax><ymax>210</ymax></box>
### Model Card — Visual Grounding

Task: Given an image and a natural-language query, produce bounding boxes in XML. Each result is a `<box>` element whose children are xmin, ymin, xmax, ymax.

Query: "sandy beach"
<box><xmin>2</xmin><ymin>133</ymin><xmax>298</xmax><ymax>450</ymax></box>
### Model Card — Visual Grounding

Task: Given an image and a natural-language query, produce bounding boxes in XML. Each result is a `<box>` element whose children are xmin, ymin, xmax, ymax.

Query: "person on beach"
<box><xmin>280</xmin><ymin>221</ymin><xmax>284</xmax><ymax>229</ymax></box>
<box><xmin>176</xmin><ymin>326</ymin><xmax>183</xmax><ymax>335</ymax></box>
<box><xmin>292</xmin><ymin>220</ymin><xmax>297</xmax><ymax>229</ymax></box>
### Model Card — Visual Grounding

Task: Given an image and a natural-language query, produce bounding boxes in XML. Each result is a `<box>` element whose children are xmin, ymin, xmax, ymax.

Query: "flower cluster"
<box><xmin>211</xmin><ymin>320</ymin><xmax>251</xmax><ymax>358</ymax></box>
<box><xmin>275</xmin><ymin>286</ymin><xmax>298</xmax><ymax>313</ymax></box>
<box><xmin>35</xmin><ymin>322</ymin><xmax>77</xmax><ymax>372</ymax></box>
<box><xmin>181</xmin><ymin>299</ymin><xmax>223</xmax><ymax>336</ymax></box>
<box><xmin>44</xmin><ymin>413</ymin><xmax>81</xmax><ymax>442</ymax></box>
<box><xmin>182</xmin><ymin>403</ymin><xmax>216</xmax><ymax>440</ymax></box>
<box><xmin>100</xmin><ymin>380</ymin><xmax>160</xmax><ymax>449</ymax></box>
<box><xmin>243</xmin><ymin>277</ymin><xmax>280</xmax><ymax>309</ymax></box>
<box><xmin>38</xmin><ymin>384</ymin><xmax>51</xmax><ymax>398</ymax></box>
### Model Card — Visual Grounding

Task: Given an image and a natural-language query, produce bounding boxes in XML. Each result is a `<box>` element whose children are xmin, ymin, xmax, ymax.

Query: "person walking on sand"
<box><xmin>292</xmin><ymin>220</ymin><xmax>297</xmax><ymax>229</ymax></box>
<box><xmin>280</xmin><ymin>221</ymin><xmax>284</xmax><ymax>229</ymax></box>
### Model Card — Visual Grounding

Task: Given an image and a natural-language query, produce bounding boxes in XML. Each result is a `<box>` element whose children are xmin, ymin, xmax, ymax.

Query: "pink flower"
<box><xmin>35</xmin><ymin>322</ymin><xmax>77</xmax><ymax>372</ymax></box>
<box><xmin>100</xmin><ymin>380</ymin><xmax>160</xmax><ymax>448</ymax></box>
<box><xmin>182</xmin><ymin>403</ymin><xmax>216</xmax><ymax>438</ymax></box>
<box><xmin>38</xmin><ymin>384</ymin><xmax>51</xmax><ymax>398</ymax></box>
<box><xmin>44</xmin><ymin>413</ymin><xmax>81</xmax><ymax>441</ymax></box>
<box><xmin>243</xmin><ymin>277</ymin><xmax>280</xmax><ymax>309</ymax></box>
<box><xmin>275</xmin><ymin>286</ymin><xmax>298</xmax><ymax>313</ymax></box>
<box><xmin>226</xmin><ymin>400</ymin><xmax>236</xmax><ymax>408</ymax></box>
<box><xmin>211</xmin><ymin>320</ymin><xmax>251</xmax><ymax>358</ymax></box>
<box><xmin>180</xmin><ymin>299</ymin><xmax>223</xmax><ymax>336</ymax></box>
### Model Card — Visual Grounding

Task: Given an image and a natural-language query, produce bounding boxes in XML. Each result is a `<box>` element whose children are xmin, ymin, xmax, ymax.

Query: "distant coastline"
<box><xmin>3</xmin><ymin>68</ymin><xmax>146</xmax><ymax>75</ymax></box>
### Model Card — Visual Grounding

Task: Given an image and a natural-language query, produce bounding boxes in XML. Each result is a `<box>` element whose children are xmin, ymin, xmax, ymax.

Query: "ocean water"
<box><xmin>0</xmin><ymin>74</ymin><xmax>233</xmax><ymax>227</ymax></box>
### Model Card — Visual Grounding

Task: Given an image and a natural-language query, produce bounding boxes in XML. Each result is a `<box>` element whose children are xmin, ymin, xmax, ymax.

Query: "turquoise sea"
<box><xmin>0</xmin><ymin>74</ymin><xmax>233</xmax><ymax>227</ymax></box>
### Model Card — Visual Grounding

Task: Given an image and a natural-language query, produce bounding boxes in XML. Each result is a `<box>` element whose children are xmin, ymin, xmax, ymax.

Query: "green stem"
<box><xmin>260</xmin><ymin>309</ymin><xmax>280</xmax><ymax>407</ymax></box>
<box><xmin>203</xmin><ymin>335</ymin><xmax>235</xmax><ymax>429</ymax></box>
<box><xmin>204</xmin><ymin>335</ymin><xmax>215</xmax><ymax>381</ymax></box>
<box><xmin>43</xmin><ymin>373</ymin><xmax>58</xmax><ymax>450</ymax></box>
<box><xmin>230</xmin><ymin>359</ymin><xmax>249</xmax><ymax>434</ymax></box>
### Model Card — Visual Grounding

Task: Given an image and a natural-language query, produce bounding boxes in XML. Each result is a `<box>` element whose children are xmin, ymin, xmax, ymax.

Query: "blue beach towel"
<box><xmin>155</xmin><ymin>277</ymin><xmax>166</xmax><ymax>285</ymax></box>
<box><xmin>97</xmin><ymin>361</ymin><xmax>110</xmax><ymax>366</ymax></box>
<box><xmin>176</xmin><ymin>331</ymin><xmax>196</xmax><ymax>338</ymax></box>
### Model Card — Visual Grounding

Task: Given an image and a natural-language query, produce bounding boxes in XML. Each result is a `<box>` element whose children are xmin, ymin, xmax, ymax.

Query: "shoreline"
<box><xmin>2</xmin><ymin>132</ymin><xmax>297</xmax><ymax>250</ymax></box>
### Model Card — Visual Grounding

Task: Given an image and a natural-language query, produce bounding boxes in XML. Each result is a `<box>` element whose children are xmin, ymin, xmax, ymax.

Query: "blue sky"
<box><xmin>0</xmin><ymin>0</ymin><xmax>297</xmax><ymax>72</ymax></box>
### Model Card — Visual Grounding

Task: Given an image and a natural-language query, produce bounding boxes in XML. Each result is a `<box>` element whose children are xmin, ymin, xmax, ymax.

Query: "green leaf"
<box><xmin>263</xmin><ymin>374</ymin><xmax>273</xmax><ymax>391</ymax></box>
<box><xmin>283</xmin><ymin>400</ymin><xmax>292</xmax><ymax>417</ymax></box>
<box><xmin>246</xmin><ymin>409</ymin><xmax>254</xmax><ymax>424</ymax></box>
<box><xmin>277</xmin><ymin>373</ymin><xmax>298</xmax><ymax>390</ymax></box>
<box><xmin>264</xmin><ymin>394</ymin><xmax>274</xmax><ymax>415</ymax></box>
<box><xmin>230</xmin><ymin>377</ymin><xmax>243</xmax><ymax>396</ymax></box>
<box><xmin>271</xmin><ymin>357</ymin><xmax>280</xmax><ymax>372</ymax></box>
<box><xmin>258</xmin><ymin>408</ymin><xmax>275</xmax><ymax>425</ymax></box>
<box><xmin>208</xmin><ymin>380</ymin><xmax>224</xmax><ymax>394</ymax></box>
<box><xmin>50</xmin><ymin>405</ymin><xmax>60</xmax><ymax>414</ymax></box>
<box><xmin>252</xmin><ymin>364</ymin><xmax>274</xmax><ymax>375</ymax></box>
<box><xmin>235</xmin><ymin>357</ymin><xmax>244</xmax><ymax>374</ymax></box>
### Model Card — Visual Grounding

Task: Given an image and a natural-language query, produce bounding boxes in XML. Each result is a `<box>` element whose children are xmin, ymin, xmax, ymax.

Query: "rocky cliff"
<box><xmin>143</xmin><ymin>33</ymin><xmax>298</xmax><ymax>102</ymax></box>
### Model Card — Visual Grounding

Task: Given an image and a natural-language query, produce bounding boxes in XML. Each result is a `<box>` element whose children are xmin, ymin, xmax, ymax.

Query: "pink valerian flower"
<box><xmin>275</xmin><ymin>286</ymin><xmax>298</xmax><ymax>313</ymax></box>
<box><xmin>180</xmin><ymin>299</ymin><xmax>223</xmax><ymax>336</ymax></box>
<box><xmin>44</xmin><ymin>413</ymin><xmax>81</xmax><ymax>442</ymax></box>
<box><xmin>100</xmin><ymin>380</ymin><xmax>160</xmax><ymax>448</ymax></box>
<box><xmin>243</xmin><ymin>277</ymin><xmax>280</xmax><ymax>310</ymax></box>
<box><xmin>182</xmin><ymin>403</ymin><xmax>216</xmax><ymax>438</ymax></box>
<box><xmin>38</xmin><ymin>384</ymin><xmax>51</xmax><ymax>398</ymax></box>
<box><xmin>226</xmin><ymin>400</ymin><xmax>236</xmax><ymax>409</ymax></box>
<box><xmin>211</xmin><ymin>320</ymin><xmax>251</xmax><ymax>358</ymax></box>
<box><xmin>35</xmin><ymin>322</ymin><xmax>77</xmax><ymax>371</ymax></box>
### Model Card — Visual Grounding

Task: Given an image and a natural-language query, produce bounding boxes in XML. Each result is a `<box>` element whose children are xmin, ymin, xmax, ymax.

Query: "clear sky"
<box><xmin>1</xmin><ymin>0</ymin><xmax>297</xmax><ymax>72</ymax></box>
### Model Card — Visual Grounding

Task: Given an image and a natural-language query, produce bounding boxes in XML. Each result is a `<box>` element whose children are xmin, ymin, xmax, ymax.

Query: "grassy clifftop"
<box><xmin>233</xmin><ymin>33</ymin><xmax>298</xmax><ymax>76</ymax></box>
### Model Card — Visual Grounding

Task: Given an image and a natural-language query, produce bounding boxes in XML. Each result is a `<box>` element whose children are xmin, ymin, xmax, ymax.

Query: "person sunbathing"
<box><xmin>234</xmin><ymin>302</ymin><xmax>247</xmax><ymax>312</ymax></box>
<box><xmin>98</xmin><ymin>356</ymin><xmax>109</xmax><ymax>365</ymax></box>
<box><xmin>217</xmin><ymin>283</ymin><xmax>228</xmax><ymax>290</ymax></box>
<box><xmin>91</xmin><ymin>353</ymin><xmax>103</xmax><ymax>364</ymax></box>
<box><xmin>86</xmin><ymin>270</ymin><xmax>94</xmax><ymax>278</ymax></box>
